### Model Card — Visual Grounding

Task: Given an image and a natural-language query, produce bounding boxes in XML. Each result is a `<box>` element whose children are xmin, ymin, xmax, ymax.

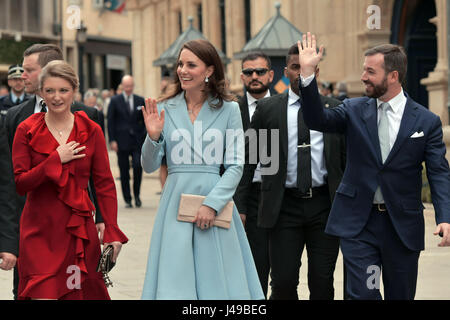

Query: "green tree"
<box><xmin>0</xmin><ymin>39</ymin><xmax>38</xmax><ymax>65</ymax></box>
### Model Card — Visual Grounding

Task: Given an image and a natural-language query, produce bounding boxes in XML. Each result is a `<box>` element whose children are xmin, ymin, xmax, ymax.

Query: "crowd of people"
<box><xmin>0</xmin><ymin>31</ymin><xmax>449</xmax><ymax>301</ymax></box>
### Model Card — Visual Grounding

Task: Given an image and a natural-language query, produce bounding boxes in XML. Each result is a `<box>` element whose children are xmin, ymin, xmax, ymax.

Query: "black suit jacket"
<box><xmin>221</xmin><ymin>96</ymin><xmax>252</xmax><ymax>177</ymax></box>
<box><xmin>0</xmin><ymin>121</ymin><xmax>18</xmax><ymax>254</ymax></box>
<box><xmin>0</xmin><ymin>93</ymin><xmax>32</xmax><ymax>121</ymax></box>
<box><xmin>3</xmin><ymin>97</ymin><xmax>104</xmax><ymax>255</ymax></box>
<box><xmin>0</xmin><ymin>93</ymin><xmax>32</xmax><ymax>111</ymax></box>
<box><xmin>234</xmin><ymin>91</ymin><xmax>346</xmax><ymax>228</ymax></box>
<box><xmin>107</xmin><ymin>94</ymin><xmax>146</xmax><ymax>150</ymax></box>
<box><xmin>237</xmin><ymin>95</ymin><xmax>252</xmax><ymax>131</ymax></box>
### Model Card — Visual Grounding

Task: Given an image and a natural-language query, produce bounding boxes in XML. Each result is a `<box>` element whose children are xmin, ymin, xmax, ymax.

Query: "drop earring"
<box><xmin>205</xmin><ymin>76</ymin><xmax>209</xmax><ymax>83</ymax></box>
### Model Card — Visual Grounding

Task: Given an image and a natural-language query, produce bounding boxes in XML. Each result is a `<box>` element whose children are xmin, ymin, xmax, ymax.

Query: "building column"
<box><xmin>420</xmin><ymin>0</ymin><xmax>449</xmax><ymax>126</ymax></box>
<box><xmin>226</xmin><ymin>0</ymin><xmax>246</xmax><ymax>94</ymax></box>
<box><xmin>128</xmin><ymin>0</ymin><xmax>156</xmax><ymax>98</ymax></box>
<box><xmin>130</xmin><ymin>9</ymin><xmax>144</xmax><ymax>96</ymax></box>
<box><xmin>202</xmin><ymin>0</ymin><xmax>221</xmax><ymax>49</ymax></box>
<box><xmin>444</xmin><ymin>0</ymin><xmax>450</xmax><ymax>162</ymax></box>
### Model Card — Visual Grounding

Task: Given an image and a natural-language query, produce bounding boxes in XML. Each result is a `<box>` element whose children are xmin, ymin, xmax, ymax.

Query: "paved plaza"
<box><xmin>0</xmin><ymin>150</ymin><xmax>449</xmax><ymax>300</ymax></box>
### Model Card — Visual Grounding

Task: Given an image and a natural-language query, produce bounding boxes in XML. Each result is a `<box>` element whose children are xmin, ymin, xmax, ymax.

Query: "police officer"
<box><xmin>0</xmin><ymin>65</ymin><xmax>32</xmax><ymax>118</ymax></box>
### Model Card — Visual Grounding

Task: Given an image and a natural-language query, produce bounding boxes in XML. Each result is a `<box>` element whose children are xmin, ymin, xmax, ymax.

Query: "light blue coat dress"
<box><xmin>140</xmin><ymin>92</ymin><xmax>264</xmax><ymax>300</ymax></box>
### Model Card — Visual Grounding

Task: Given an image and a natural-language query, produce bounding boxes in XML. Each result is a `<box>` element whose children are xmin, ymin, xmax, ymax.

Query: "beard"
<box><xmin>363</xmin><ymin>76</ymin><xmax>388</xmax><ymax>98</ymax></box>
<box><xmin>245</xmin><ymin>80</ymin><xmax>270</xmax><ymax>95</ymax></box>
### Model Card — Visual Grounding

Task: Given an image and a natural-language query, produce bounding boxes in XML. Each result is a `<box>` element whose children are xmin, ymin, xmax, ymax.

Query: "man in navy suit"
<box><xmin>297</xmin><ymin>32</ymin><xmax>450</xmax><ymax>300</ymax></box>
<box><xmin>107</xmin><ymin>75</ymin><xmax>146</xmax><ymax>208</ymax></box>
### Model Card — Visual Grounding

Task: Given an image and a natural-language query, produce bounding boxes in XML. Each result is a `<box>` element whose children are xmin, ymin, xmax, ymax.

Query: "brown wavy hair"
<box><xmin>159</xmin><ymin>39</ymin><xmax>236</xmax><ymax>108</ymax></box>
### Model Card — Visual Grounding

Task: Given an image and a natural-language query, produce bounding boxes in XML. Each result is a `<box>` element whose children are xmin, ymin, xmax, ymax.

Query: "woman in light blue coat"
<box><xmin>140</xmin><ymin>39</ymin><xmax>264</xmax><ymax>300</ymax></box>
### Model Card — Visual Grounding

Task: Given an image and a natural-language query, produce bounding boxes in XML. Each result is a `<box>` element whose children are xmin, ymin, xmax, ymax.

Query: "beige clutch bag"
<box><xmin>177</xmin><ymin>193</ymin><xmax>234</xmax><ymax>229</ymax></box>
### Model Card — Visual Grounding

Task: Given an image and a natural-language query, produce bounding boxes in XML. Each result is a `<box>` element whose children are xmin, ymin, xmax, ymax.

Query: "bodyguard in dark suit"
<box><xmin>3</xmin><ymin>43</ymin><xmax>105</xmax><ymax>299</ymax></box>
<box><xmin>107</xmin><ymin>75</ymin><xmax>146</xmax><ymax>208</ymax></box>
<box><xmin>235</xmin><ymin>52</ymin><xmax>274</xmax><ymax>298</ymax></box>
<box><xmin>0</xmin><ymin>120</ymin><xmax>18</xmax><ymax>272</ymax></box>
<box><xmin>298</xmin><ymin>32</ymin><xmax>450</xmax><ymax>299</ymax></box>
<box><xmin>234</xmin><ymin>44</ymin><xmax>346</xmax><ymax>300</ymax></box>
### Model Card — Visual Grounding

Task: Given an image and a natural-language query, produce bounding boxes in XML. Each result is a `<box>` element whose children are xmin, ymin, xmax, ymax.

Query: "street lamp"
<box><xmin>76</xmin><ymin>21</ymin><xmax>88</xmax><ymax>94</ymax></box>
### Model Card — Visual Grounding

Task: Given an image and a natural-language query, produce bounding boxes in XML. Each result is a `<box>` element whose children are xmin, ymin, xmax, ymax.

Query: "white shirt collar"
<box><xmin>11</xmin><ymin>92</ymin><xmax>25</xmax><ymax>103</ymax></box>
<box><xmin>377</xmin><ymin>89</ymin><xmax>406</xmax><ymax>114</ymax></box>
<box><xmin>123</xmin><ymin>92</ymin><xmax>133</xmax><ymax>101</ymax></box>
<box><xmin>35</xmin><ymin>95</ymin><xmax>43</xmax><ymax>107</ymax></box>
<box><xmin>246</xmin><ymin>90</ymin><xmax>270</xmax><ymax>106</ymax></box>
<box><xmin>33</xmin><ymin>95</ymin><xmax>44</xmax><ymax>113</ymax></box>
<box><xmin>288</xmin><ymin>88</ymin><xmax>301</xmax><ymax>106</ymax></box>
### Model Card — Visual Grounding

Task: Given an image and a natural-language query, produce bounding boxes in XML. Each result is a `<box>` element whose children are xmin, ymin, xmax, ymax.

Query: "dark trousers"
<box><xmin>117</xmin><ymin>147</ymin><xmax>142</xmax><ymax>203</ymax></box>
<box><xmin>269</xmin><ymin>187</ymin><xmax>339</xmax><ymax>300</ymax></box>
<box><xmin>244</xmin><ymin>182</ymin><xmax>270</xmax><ymax>298</ymax></box>
<box><xmin>340</xmin><ymin>206</ymin><xmax>420</xmax><ymax>300</ymax></box>
<box><xmin>13</xmin><ymin>266</ymin><xmax>19</xmax><ymax>300</ymax></box>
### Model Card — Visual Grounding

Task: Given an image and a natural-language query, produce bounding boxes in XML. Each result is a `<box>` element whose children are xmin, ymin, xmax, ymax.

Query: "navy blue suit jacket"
<box><xmin>300</xmin><ymin>78</ymin><xmax>450</xmax><ymax>251</ymax></box>
<box><xmin>107</xmin><ymin>93</ymin><xmax>146</xmax><ymax>151</ymax></box>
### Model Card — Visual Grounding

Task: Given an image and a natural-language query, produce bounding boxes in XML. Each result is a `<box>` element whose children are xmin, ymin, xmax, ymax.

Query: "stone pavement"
<box><xmin>0</xmin><ymin>150</ymin><xmax>449</xmax><ymax>300</ymax></box>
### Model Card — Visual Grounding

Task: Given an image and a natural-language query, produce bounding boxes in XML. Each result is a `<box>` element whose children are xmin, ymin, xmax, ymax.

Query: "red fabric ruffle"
<box><xmin>17</xmin><ymin>111</ymin><xmax>127</xmax><ymax>299</ymax></box>
<box><xmin>26</xmin><ymin>112</ymin><xmax>97</xmax><ymax>278</ymax></box>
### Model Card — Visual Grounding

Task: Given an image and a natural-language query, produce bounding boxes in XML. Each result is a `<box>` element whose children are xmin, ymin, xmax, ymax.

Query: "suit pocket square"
<box><xmin>410</xmin><ymin>131</ymin><xmax>424</xmax><ymax>138</ymax></box>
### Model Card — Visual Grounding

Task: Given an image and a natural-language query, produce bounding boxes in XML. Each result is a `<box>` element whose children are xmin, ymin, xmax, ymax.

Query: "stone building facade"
<box><xmin>0</xmin><ymin>0</ymin><xmax>134</xmax><ymax>94</ymax></box>
<box><xmin>1</xmin><ymin>0</ymin><xmax>449</xmax><ymax>157</ymax></box>
<box><xmin>127</xmin><ymin>0</ymin><xmax>450</xmax><ymax>160</ymax></box>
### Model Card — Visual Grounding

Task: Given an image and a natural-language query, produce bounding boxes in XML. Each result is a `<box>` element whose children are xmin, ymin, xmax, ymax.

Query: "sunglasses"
<box><xmin>242</xmin><ymin>68</ymin><xmax>269</xmax><ymax>76</ymax></box>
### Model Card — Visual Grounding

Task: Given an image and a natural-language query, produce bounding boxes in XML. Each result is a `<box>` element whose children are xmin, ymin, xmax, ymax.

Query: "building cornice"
<box><xmin>126</xmin><ymin>0</ymin><xmax>153</xmax><ymax>11</ymax></box>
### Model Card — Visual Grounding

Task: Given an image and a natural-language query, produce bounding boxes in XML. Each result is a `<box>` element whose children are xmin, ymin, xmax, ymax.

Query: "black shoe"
<box><xmin>125</xmin><ymin>201</ymin><xmax>133</xmax><ymax>208</ymax></box>
<box><xmin>135</xmin><ymin>198</ymin><xmax>142</xmax><ymax>208</ymax></box>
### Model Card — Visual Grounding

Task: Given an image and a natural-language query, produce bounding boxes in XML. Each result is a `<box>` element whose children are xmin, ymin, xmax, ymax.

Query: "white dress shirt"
<box><xmin>285</xmin><ymin>88</ymin><xmax>327</xmax><ymax>188</ymax></box>
<box><xmin>376</xmin><ymin>89</ymin><xmax>407</xmax><ymax>151</ymax></box>
<box><xmin>33</xmin><ymin>95</ymin><xmax>44</xmax><ymax>114</ymax></box>
<box><xmin>247</xmin><ymin>91</ymin><xmax>270</xmax><ymax>183</ymax></box>
<box><xmin>10</xmin><ymin>92</ymin><xmax>25</xmax><ymax>104</ymax></box>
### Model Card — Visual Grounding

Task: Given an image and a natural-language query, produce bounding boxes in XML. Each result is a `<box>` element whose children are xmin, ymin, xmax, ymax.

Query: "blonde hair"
<box><xmin>39</xmin><ymin>60</ymin><xmax>79</xmax><ymax>91</ymax></box>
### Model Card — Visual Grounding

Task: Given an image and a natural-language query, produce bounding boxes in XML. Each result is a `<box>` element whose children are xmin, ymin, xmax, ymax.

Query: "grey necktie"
<box><xmin>373</xmin><ymin>102</ymin><xmax>390</xmax><ymax>203</ymax></box>
<box><xmin>127</xmin><ymin>96</ymin><xmax>133</xmax><ymax>113</ymax></box>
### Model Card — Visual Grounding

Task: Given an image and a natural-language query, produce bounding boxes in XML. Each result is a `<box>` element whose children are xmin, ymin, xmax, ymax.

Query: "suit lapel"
<box><xmin>278</xmin><ymin>92</ymin><xmax>289</xmax><ymax>161</ymax></box>
<box><xmin>132</xmin><ymin>95</ymin><xmax>142</xmax><ymax>113</ymax></box>
<box><xmin>320</xmin><ymin>96</ymin><xmax>332</xmax><ymax>159</ymax></box>
<box><xmin>21</xmin><ymin>97</ymin><xmax>36</xmax><ymax>122</ymax></box>
<box><xmin>238</xmin><ymin>96</ymin><xmax>250</xmax><ymax>131</ymax></box>
<box><xmin>164</xmin><ymin>93</ymin><xmax>226</xmax><ymax>149</ymax></box>
<box><xmin>361</xmin><ymin>98</ymin><xmax>382</xmax><ymax>164</ymax></box>
<box><xmin>197</xmin><ymin>97</ymin><xmax>226</xmax><ymax>137</ymax></box>
<box><xmin>121</xmin><ymin>95</ymin><xmax>131</xmax><ymax>116</ymax></box>
<box><xmin>164</xmin><ymin>94</ymin><xmax>190</xmax><ymax>133</ymax></box>
<box><xmin>384</xmin><ymin>98</ymin><xmax>418</xmax><ymax>165</ymax></box>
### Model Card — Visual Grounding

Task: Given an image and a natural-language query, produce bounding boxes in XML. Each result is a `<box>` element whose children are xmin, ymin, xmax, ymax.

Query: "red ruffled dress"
<box><xmin>12</xmin><ymin>111</ymin><xmax>128</xmax><ymax>300</ymax></box>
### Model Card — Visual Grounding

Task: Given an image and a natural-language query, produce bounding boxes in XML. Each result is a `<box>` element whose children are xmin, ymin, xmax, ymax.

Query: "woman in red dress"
<box><xmin>12</xmin><ymin>60</ymin><xmax>128</xmax><ymax>300</ymax></box>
